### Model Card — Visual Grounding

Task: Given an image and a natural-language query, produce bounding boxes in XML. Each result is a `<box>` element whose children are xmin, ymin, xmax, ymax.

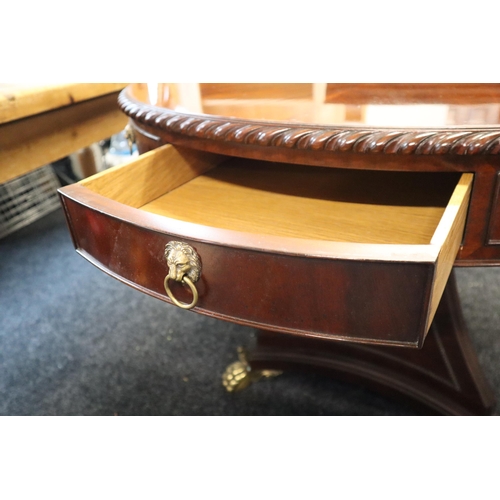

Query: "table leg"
<box><xmin>243</xmin><ymin>271</ymin><xmax>495</xmax><ymax>415</ymax></box>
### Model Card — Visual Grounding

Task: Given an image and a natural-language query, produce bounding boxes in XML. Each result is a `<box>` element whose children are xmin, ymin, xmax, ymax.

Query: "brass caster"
<box><xmin>222</xmin><ymin>347</ymin><xmax>282</xmax><ymax>393</ymax></box>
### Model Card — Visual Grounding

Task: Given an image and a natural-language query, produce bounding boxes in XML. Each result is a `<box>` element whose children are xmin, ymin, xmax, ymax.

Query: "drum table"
<box><xmin>59</xmin><ymin>83</ymin><xmax>500</xmax><ymax>415</ymax></box>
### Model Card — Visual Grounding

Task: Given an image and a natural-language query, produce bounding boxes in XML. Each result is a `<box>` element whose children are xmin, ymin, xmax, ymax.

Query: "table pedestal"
<box><xmin>243</xmin><ymin>271</ymin><xmax>495</xmax><ymax>415</ymax></box>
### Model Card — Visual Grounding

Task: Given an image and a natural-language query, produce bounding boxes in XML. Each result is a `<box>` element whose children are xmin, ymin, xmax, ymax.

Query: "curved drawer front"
<box><xmin>59</xmin><ymin>144</ymin><xmax>473</xmax><ymax>348</ymax></box>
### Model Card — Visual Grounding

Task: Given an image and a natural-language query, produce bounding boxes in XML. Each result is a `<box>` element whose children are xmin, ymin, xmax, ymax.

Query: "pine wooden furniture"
<box><xmin>59</xmin><ymin>83</ymin><xmax>500</xmax><ymax>415</ymax></box>
<box><xmin>0</xmin><ymin>83</ymin><xmax>127</xmax><ymax>184</ymax></box>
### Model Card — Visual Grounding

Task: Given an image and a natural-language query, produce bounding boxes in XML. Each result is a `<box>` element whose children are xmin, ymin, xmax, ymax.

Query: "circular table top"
<box><xmin>119</xmin><ymin>83</ymin><xmax>500</xmax><ymax>156</ymax></box>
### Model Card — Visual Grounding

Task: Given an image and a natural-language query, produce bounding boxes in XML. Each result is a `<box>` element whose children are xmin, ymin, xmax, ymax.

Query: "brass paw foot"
<box><xmin>222</xmin><ymin>347</ymin><xmax>282</xmax><ymax>392</ymax></box>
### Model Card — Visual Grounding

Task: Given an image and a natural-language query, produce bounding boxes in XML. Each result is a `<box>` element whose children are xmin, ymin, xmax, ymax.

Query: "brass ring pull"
<box><xmin>163</xmin><ymin>274</ymin><xmax>198</xmax><ymax>310</ymax></box>
<box><xmin>163</xmin><ymin>241</ymin><xmax>202</xmax><ymax>310</ymax></box>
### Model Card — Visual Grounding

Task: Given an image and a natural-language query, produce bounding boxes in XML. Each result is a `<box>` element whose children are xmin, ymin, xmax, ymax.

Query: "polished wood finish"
<box><xmin>59</xmin><ymin>83</ymin><xmax>500</xmax><ymax>414</ymax></box>
<box><xmin>247</xmin><ymin>272</ymin><xmax>495</xmax><ymax>416</ymax></box>
<box><xmin>121</xmin><ymin>100</ymin><xmax>500</xmax><ymax>157</ymax></box>
<box><xmin>120</xmin><ymin>83</ymin><xmax>500</xmax><ymax>154</ymax></box>
<box><xmin>200</xmin><ymin>83</ymin><xmax>314</xmax><ymax>100</ymax></box>
<box><xmin>0</xmin><ymin>84</ymin><xmax>127</xmax><ymax>184</ymax></box>
<box><xmin>486</xmin><ymin>172</ymin><xmax>500</xmax><ymax>244</ymax></box>
<box><xmin>324</xmin><ymin>83</ymin><xmax>500</xmax><ymax>105</ymax></box>
<box><xmin>59</xmin><ymin>189</ymin><xmax>436</xmax><ymax>347</ymax></box>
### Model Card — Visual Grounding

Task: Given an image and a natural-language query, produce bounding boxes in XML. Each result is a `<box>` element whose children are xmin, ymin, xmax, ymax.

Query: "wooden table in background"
<box><xmin>0</xmin><ymin>83</ymin><xmax>128</xmax><ymax>184</ymax></box>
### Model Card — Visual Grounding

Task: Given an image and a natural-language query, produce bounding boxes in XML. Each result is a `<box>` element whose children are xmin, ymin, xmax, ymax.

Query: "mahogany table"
<box><xmin>59</xmin><ymin>83</ymin><xmax>500</xmax><ymax>415</ymax></box>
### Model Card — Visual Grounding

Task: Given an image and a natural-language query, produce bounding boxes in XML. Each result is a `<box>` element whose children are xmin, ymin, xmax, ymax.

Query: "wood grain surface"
<box><xmin>0</xmin><ymin>91</ymin><xmax>126</xmax><ymax>184</ymax></box>
<box><xmin>140</xmin><ymin>159</ymin><xmax>460</xmax><ymax>245</ymax></box>
<box><xmin>0</xmin><ymin>83</ymin><xmax>126</xmax><ymax>124</ymax></box>
<box><xmin>80</xmin><ymin>143</ymin><xmax>225</xmax><ymax>207</ymax></box>
<box><xmin>426</xmin><ymin>174</ymin><xmax>473</xmax><ymax>330</ymax></box>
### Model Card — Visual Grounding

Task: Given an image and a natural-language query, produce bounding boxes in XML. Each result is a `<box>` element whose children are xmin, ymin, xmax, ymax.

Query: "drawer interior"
<box><xmin>80</xmin><ymin>145</ymin><xmax>465</xmax><ymax>246</ymax></box>
<box><xmin>79</xmin><ymin>144</ymin><xmax>467</xmax><ymax>246</ymax></box>
<box><xmin>141</xmin><ymin>160</ymin><xmax>461</xmax><ymax>245</ymax></box>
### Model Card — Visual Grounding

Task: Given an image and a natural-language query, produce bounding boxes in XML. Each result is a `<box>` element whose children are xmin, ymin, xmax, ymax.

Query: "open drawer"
<box><xmin>58</xmin><ymin>143</ymin><xmax>473</xmax><ymax>348</ymax></box>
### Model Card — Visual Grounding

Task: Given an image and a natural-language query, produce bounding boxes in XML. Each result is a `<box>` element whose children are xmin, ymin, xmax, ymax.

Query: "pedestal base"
<box><xmin>245</xmin><ymin>272</ymin><xmax>495</xmax><ymax>415</ymax></box>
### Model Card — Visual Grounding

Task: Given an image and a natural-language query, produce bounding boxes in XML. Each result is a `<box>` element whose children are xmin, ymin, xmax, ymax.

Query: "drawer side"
<box><xmin>425</xmin><ymin>173</ymin><xmax>473</xmax><ymax>334</ymax></box>
<box><xmin>79</xmin><ymin>143</ymin><xmax>226</xmax><ymax>207</ymax></box>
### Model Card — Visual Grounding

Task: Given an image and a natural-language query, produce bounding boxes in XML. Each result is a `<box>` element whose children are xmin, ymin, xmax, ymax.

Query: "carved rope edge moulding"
<box><xmin>118</xmin><ymin>91</ymin><xmax>500</xmax><ymax>155</ymax></box>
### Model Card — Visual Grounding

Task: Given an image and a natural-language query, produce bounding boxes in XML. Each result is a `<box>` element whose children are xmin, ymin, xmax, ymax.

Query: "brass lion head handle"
<box><xmin>164</xmin><ymin>241</ymin><xmax>201</xmax><ymax>309</ymax></box>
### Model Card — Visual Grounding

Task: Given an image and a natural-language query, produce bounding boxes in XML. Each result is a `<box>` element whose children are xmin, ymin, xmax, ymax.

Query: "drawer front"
<box><xmin>59</xmin><ymin>144</ymin><xmax>472</xmax><ymax>349</ymax></box>
<box><xmin>61</xmin><ymin>195</ymin><xmax>434</xmax><ymax>347</ymax></box>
